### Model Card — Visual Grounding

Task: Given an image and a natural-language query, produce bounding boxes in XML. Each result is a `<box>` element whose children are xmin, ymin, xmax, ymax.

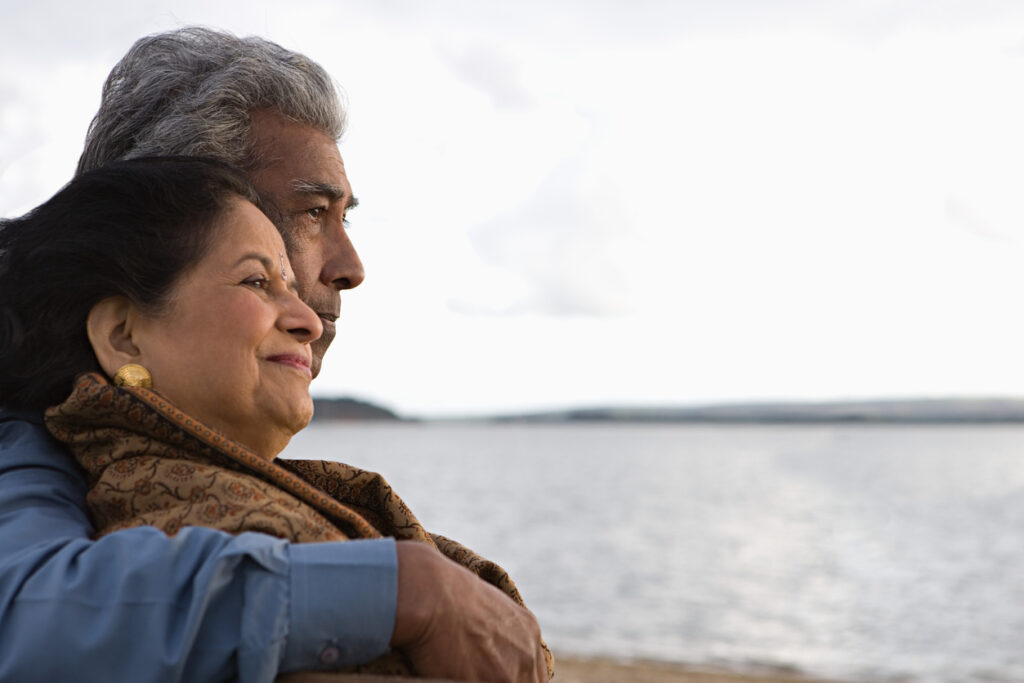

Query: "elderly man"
<box><xmin>0</xmin><ymin>28</ymin><xmax>547</xmax><ymax>682</ymax></box>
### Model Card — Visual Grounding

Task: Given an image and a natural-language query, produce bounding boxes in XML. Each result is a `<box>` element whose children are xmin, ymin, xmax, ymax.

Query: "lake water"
<box><xmin>281</xmin><ymin>422</ymin><xmax>1024</xmax><ymax>683</ymax></box>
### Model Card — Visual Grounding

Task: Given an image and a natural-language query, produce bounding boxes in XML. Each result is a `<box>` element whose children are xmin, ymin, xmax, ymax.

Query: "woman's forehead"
<box><xmin>196</xmin><ymin>197</ymin><xmax>289</xmax><ymax>273</ymax></box>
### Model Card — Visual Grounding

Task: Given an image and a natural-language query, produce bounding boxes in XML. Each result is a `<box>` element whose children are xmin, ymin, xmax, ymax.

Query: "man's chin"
<box><xmin>310</xmin><ymin>333</ymin><xmax>333</xmax><ymax>379</ymax></box>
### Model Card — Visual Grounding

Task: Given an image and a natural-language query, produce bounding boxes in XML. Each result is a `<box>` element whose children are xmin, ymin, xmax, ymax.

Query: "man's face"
<box><xmin>248</xmin><ymin>109</ymin><xmax>364</xmax><ymax>377</ymax></box>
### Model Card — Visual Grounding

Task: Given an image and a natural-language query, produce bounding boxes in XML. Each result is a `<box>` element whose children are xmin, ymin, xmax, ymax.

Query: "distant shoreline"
<box><xmin>312</xmin><ymin>396</ymin><xmax>1024</xmax><ymax>424</ymax></box>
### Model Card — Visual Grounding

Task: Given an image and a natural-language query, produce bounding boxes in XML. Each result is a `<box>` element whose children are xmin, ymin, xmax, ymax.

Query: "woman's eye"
<box><xmin>243</xmin><ymin>276</ymin><xmax>270</xmax><ymax>290</ymax></box>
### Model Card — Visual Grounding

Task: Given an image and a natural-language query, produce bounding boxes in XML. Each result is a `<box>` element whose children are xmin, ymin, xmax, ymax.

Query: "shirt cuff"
<box><xmin>282</xmin><ymin>537</ymin><xmax>398</xmax><ymax>671</ymax></box>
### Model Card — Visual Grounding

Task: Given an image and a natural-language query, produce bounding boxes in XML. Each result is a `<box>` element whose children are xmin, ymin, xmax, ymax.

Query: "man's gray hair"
<box><xmin>76</xmin><ymin>26</ymin><xmax>345</xmax><ymax>175</ymax></box>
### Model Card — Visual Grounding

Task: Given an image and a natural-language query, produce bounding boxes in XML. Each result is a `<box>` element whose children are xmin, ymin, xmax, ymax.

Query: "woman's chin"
<box><xmin>277</xmin><ymin>395</ymin><xmax>315</xmax><ymax>439</ymax></box>
<box><xmin>288</xmin><ymin>400</ymin><xmax>315</xmax><ymax>434</ymax></box>
<box><xmin>162</xmin><ymin>384</ymin><xmax>314</xmax><ymax>459</ymax></box>
<box><xmin>221</xmin><ymin>398</ymin><xmax>313</xmax><ymax>460</ymax></box>
<box><xmin>258</xmin><ymin>381</ymin><xmax>314</xmax><ymax>427</ymax></box>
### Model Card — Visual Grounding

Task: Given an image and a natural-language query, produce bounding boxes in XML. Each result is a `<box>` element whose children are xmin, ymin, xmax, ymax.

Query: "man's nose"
<box><xmin>322</xmin><ymin>218</ymin><xmax>365</xmax><ymax>290</ymax></box>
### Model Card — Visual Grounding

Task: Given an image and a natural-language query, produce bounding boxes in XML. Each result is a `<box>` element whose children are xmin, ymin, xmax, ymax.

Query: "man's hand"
<box><xmin>391</xmin><ymin>541</ymin><xmax>547</xmax><ymax>683</ymax></box>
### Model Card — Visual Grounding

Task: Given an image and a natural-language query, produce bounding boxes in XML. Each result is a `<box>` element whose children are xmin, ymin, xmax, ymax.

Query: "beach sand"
<box><xmin>552</xmin><ymin>656</ymin><xmax>857</xmax><ymax>683</ymax></box>
<box><xmin>279</xmin><ymin>656</ymin><xmax>857</xmax><ymax>683</ymax></box>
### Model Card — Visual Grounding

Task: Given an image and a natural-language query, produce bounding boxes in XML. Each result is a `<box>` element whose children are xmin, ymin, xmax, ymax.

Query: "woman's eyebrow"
<box><xmin>234</xmin><ymin>253</ymin><xmax>274</xmax><ymax>270</ymax></box>
<box><xmin>233</xmin><ymin>253</ymin><xmax>301</xmax><ymax>294</ymax></box>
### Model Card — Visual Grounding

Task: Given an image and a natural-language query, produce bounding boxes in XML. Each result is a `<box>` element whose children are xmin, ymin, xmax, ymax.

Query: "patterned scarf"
<box><xmin>45</xmin><ymin>372</ymin><xmax>553</xmax><ymax>678</ymax></box>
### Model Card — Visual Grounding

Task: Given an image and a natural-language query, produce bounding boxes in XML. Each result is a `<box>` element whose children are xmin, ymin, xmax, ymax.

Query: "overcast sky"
<box><xmin>5</xmin><ymin>1</ymin><xmax>1024</xmax><ymax>416</ymax></box>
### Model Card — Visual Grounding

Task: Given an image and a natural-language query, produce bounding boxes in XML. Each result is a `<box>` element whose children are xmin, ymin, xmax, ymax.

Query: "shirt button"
<box><xmin>319</xmin><ymin>645</ymin><xmax>341</xmax><ymax>666</ymax></box>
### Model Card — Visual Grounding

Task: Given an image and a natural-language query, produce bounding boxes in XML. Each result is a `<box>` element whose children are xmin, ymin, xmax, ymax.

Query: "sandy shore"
<box><xmin>279</xmin><ymin>656</ymin><xmax>858</xmax><ymax>683</ymax></box>
<box><xmin>551</xmin><ymin>656</ymin><xmax>857</xmax><ymax>683</ymax></box>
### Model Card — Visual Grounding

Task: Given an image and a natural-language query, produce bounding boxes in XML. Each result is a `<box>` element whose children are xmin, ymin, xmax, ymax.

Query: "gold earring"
<box><xmin>113</xmin><ymin>363</ymin><xmax>153</xmax><ymax>389</ymax></box>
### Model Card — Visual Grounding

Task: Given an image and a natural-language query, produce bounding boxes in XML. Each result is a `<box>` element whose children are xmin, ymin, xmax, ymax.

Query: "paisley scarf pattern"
<box><xmin>45</xmin><ymin>372</ymin><xmax>552</xmax><ymax>678</ymax></box>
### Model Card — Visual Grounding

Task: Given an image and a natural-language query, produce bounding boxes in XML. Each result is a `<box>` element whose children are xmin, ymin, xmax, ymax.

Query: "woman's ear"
<box><xmin>86</xmin><ymin>296</ymin><xmax>143</xmax><ymax>378</ymax></box>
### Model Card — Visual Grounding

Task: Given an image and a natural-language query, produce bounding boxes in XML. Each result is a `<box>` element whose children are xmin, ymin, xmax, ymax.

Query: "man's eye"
<box><xmin>307</xmin><ymin>207</ymin><xmax>326</xmax><ymax>220</ymax></box>
<box><xmin>243</xmin><ymin>276</ymin><xmax>270</xmax><ymax>290</ymax></box>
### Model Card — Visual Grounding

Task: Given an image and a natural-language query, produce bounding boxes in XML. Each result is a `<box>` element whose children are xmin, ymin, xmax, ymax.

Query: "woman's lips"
<box><xmin>266</xmin><ymin>353</ymin><xmax>312</xmax><ymax>379</ymax></box>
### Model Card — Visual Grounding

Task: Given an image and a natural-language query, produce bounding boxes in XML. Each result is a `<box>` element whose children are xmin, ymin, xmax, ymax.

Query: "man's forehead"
<box><xmin>248</xmin><ymin>111</ymin><xmax>350</xmax><ymax>192</ymax></box>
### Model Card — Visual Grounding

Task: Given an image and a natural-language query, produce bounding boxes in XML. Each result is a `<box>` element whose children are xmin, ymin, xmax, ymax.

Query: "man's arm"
<box><xmin>0</xmin><ymin>412</ymin><xmax>548</xmax><ymax>682</ymax></box>
<box><xmin>0</xmin><ymin>412</ymin><xmax>397</xmax><ymax>682</ymax></box>
<box><xmin>391</xmin><ymin>541</ymin><xmax>549</xmax><ymax>683</ymax></box>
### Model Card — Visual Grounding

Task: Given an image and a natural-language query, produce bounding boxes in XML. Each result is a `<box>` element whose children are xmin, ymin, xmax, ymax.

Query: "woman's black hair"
<box><xmin>0</xmin><ymin>156</ymin><xmax>260</xmax><ymax>411</ymax></box>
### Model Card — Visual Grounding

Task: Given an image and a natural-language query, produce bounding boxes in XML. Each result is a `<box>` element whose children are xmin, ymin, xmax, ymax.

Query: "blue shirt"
<box><xmin>0</xmin><ymin>410</ymin><xmax>398</xmax><ymax>682</ymax></box>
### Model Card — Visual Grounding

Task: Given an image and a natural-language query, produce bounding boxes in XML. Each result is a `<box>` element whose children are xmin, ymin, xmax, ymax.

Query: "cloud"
<box><xmin>457</xmin><ymin>146</ymin><xmax>633</xmax><ymax>317</ymax></box>
<box><xmin>0</xmin><ymin>78</ymin><xmax>54</xmax><ymax>213</ymax></box>
<box><xmin>358</xmin><ymin>0</ymin><xmax>1024</xmax><ymax>50</ymax></box>
<box><xmin>945</xmin><ymin>196</ymin><xmax>1013</xmax><ymax>243</ymax></box>
<box><xmin>0</xmin><ymin>2</ymin><xmax>153</xmax><ymax>64</ymax></box>
<box><xmin>438</xmin><ymin>43</ymin><xmax>536</xmax><ymax>110</ymax></box>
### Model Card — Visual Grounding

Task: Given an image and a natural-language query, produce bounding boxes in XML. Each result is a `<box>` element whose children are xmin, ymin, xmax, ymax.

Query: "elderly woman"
<box><xmin>0</xmin><ymin>157</ymin><xmax>551</xmax><ymax>679</ymax></box>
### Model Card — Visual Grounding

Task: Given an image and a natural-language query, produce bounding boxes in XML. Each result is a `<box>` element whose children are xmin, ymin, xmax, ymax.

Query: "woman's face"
<box><xmin>133</xmin><ymin>197</ymin><xmax>323</xmax><ymax>458</ymax></box>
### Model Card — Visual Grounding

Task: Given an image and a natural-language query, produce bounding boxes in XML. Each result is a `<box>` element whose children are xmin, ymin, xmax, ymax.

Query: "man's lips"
<box><xmin>316</xmin><ymin>313</ymin><xmax>337</xmax><ymax>344</ymax></box>
<box><xmin>266</xmin><ymin>353</ymin><xmax>312</xmax><ymax>378</ymax></box>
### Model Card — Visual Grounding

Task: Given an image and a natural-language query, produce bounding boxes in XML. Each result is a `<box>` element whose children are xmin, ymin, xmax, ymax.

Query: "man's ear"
<box><xmin>86</xmin><ymin>296</ymin><xmax>143</xmax><ymax>378</ymax></box>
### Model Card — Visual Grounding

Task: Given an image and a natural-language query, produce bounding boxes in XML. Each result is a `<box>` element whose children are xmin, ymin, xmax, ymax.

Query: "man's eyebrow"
<box><xmin>291</xmin><ymin>179</ymin><xmax>359</xmax><ymax>210</ymax></box>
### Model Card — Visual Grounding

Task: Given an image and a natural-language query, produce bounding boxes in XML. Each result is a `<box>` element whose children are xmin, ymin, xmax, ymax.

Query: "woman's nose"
<box><xmin>280</xmin><ymin>292</ymin><xmax>323</xmax><ymax>343</ymax></box>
